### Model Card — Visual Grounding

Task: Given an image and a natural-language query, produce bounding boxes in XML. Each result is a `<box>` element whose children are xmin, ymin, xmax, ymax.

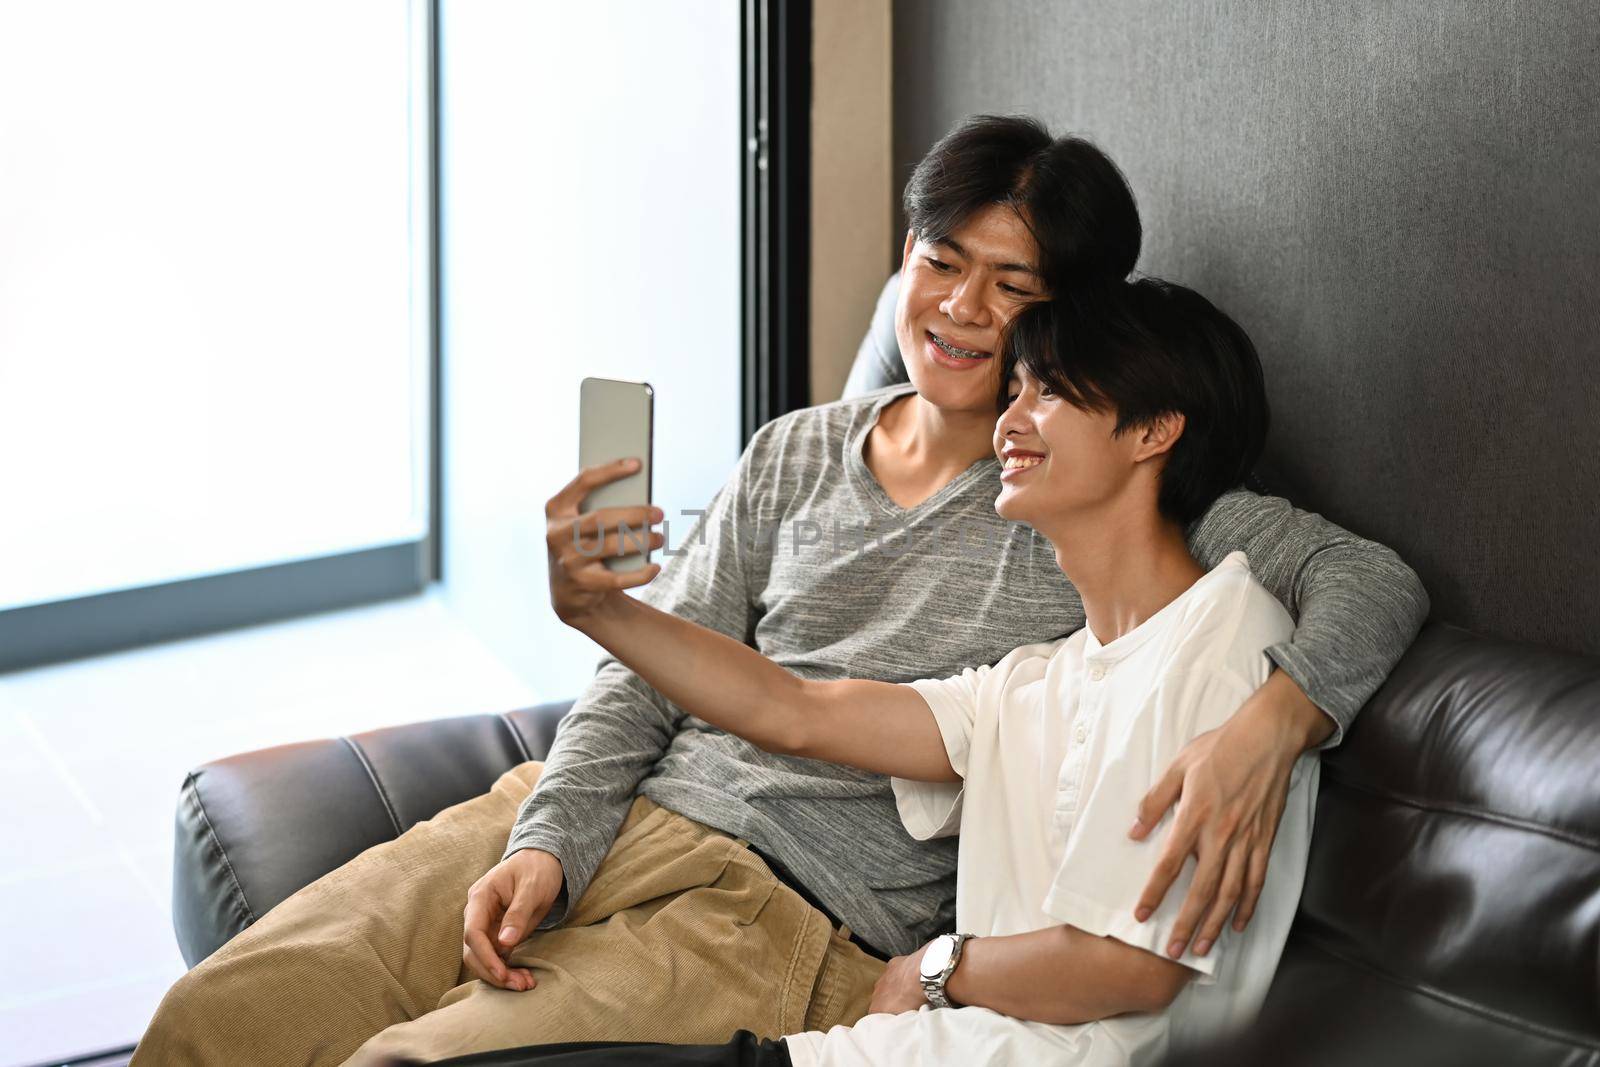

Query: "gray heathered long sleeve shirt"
<box><xmin>504</xmin><ymin>384</ymin><xmax>1430</xmax><ymax>956</ymax></box>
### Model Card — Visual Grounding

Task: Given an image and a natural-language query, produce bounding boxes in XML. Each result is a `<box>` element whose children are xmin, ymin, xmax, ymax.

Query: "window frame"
<box><xmin>1</xmin><ymin>0</ymin><xmax>809</xmax><ymax>675</ymax></box>
<box><xmin>0</xmin><ymin>1</ymin><xmax>442</xmax><ymax>675</ymax></box>
<box><xmin>741</xmin><ymin>0</ymin><xmax>813</xmax><ymax>445</ymax></box>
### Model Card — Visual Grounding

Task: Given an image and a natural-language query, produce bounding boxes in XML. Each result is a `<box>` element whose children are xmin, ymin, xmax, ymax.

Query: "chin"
<box><xmin>994</xmin><ymin>487</ymin><xmax>1029</xmax><ymax>522</ymax></box>
<box><xmin>905</xmin><ymin>357</ymin><xmax>1001</xmax><ymax>414</ymax></box>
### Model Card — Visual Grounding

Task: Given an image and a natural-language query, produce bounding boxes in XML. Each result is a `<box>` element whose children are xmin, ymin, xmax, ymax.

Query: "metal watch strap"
<box><xmin>921</xmin><ymin>932</ymin><xmax>975</xmax><ymax>1009</ymax></box>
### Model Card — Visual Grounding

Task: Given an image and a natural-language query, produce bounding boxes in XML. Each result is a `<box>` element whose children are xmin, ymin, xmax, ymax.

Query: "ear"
<box><xmin>900</xmin><ymin>229</ymin><xmax>917</xmax><ymax>271</ymax></box>
<box><xmin>1131</xmin><ymin>411</ymin><xmax>1186</xmax><ymax>464</ymax></box>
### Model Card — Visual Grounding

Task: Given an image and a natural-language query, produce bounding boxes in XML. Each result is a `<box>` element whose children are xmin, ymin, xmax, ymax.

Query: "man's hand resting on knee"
<box><xmin>461</xmin><ymin>848</ymin><xmax>564</xmax><ymax>991</ymax></box>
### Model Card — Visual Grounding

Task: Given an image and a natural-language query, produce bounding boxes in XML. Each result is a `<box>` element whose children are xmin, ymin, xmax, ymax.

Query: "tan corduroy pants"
<box><xmin>132</xmin><ymin>762</ymin><xmax>885</xmax><ymax>1067</ymax></box>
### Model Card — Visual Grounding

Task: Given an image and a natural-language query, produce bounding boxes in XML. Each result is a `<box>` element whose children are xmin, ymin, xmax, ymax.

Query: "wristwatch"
<box><xmin>918</xmin><ymin>932</ymin><xmax>975</xmax><ymax>1008</ymax></box>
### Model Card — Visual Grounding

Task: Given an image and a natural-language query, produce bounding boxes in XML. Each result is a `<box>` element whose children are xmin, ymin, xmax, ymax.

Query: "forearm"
<box><xmin>945</xmin><ymin>926</ymin><xmax>1190</xmax><ymax>1025</ymax></box>
<box><xmin>574</xmin><ymin>593</ymin><xmax>812</xmax><ymax>754</ymax></box>
<box><xmin>503</xmin><ymin>659</ymin><xmax>680</xmax><ymax>925</ymax></box>
<box><xmin>573</xmin><ymin>596</ymin><xmax>956</xmax><ymax>781</ymax></box>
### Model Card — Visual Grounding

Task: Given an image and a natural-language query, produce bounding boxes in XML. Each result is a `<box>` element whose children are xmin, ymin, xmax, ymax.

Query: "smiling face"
<box><xmin>894</xmin><ymin>203</ymin><xmax>1045</xmax><ymax>416</ymax></box>
<box><xmin>993</xmin><ymin>360</ymin><xmax>1130</xmax><ymax>529</ymax></box>
<box><xmin>993</xmin><ymin>358</ymin><xmax>1185</xmax><ymax>535</ymax></box>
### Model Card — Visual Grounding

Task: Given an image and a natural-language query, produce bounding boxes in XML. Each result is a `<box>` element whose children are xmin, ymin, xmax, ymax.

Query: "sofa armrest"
<box><xmin>172</xmin><ymin>700</ymin><xmax>572</xmax><ymax>968</ymax></box>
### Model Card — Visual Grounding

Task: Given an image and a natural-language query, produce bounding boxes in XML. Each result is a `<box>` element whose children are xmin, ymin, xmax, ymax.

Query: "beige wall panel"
<box><xmin>810</xmin><ymin>0</ymin><xmax>893</xmax><ymax>404</ymax></box>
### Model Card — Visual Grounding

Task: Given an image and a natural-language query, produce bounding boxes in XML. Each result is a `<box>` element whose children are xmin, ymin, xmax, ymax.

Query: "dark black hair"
<box><xmin>998</xmin><ymin>280</ymin><xmax>1270</xmax><ymax>527</ymax></box>
<box><xmin>902</xmin><ymin>115</ymin><xmax>1141</xmax><ymax>292</ymax></box>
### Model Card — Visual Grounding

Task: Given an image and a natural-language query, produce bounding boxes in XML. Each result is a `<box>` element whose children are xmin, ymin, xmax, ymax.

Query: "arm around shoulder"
<box><xmin>1189</xmin><ymin>488</ymin><xmax>1430</xmax><ymax>743</ymax></box>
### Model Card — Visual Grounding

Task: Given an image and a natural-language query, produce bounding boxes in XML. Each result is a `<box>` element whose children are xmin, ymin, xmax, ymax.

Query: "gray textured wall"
<box><xmin>894</xmin><ymin>0</ymin><xmax>1600</xmax><ymax>656</ymax></box>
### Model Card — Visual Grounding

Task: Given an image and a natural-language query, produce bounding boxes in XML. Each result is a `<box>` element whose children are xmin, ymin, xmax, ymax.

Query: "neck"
<box><xmin>1033</xmin><ymin>493</ymin><xmax>1206</xmax><ymax>646</ymax></box>
<box><xmin>880</xmin><ymin>391</ymin><xmax>997</xmax><ymax>471</ymax></box>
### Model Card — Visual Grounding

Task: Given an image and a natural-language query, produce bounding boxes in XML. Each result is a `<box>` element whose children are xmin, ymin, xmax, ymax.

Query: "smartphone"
<box><xmin>577</xmin><ymin>377</ymin><xmax>655</xmax><ymax>572</ymax></box>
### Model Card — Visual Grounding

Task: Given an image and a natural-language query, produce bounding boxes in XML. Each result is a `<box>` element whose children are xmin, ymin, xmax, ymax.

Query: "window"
<box><xmin>0</xmin><ymin>1</ymin><xmax>433</xmax><ymax>669</ymax></box>
<box><xmin>437</xmin><ymin>0</ymin><xmax>743</xmax><ymax>701</ymax></box>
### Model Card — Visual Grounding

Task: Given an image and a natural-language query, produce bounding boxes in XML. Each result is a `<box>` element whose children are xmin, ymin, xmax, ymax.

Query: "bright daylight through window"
<box><xmin>0</xmin><ymin>1</ymin><xmax>430</xmax><ymax>613</ymax></box>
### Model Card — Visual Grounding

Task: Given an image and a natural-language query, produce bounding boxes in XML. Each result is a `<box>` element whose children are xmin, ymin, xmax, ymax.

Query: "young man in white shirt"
<box><xmin>525</xmin><ymin>275</ymin><xmax>1318</xmax><ymax>1067</ymax></box>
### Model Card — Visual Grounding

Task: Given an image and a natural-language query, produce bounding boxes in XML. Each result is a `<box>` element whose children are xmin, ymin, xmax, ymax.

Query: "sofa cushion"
<box><xmin>1168</xmin><ymin>621</ymin><xmax>1600</xmax><ymax>1065</ymax></box>
<box><xmin>173</xmin><ymin>701</ymin><xmax>572</xmax><ymax>967</ymax></box>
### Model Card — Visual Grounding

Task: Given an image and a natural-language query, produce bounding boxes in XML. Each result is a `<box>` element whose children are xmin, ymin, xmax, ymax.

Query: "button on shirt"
<box><xmin>784</xmin><ymin>552</ymin><xmax>1321</xmax><ymax>1067</ymax></box>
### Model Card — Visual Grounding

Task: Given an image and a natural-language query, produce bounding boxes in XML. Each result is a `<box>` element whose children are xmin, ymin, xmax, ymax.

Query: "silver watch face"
<box><xmin>920</xmin><ymin>935</ymin><xmax>955</xmax><ymax>980</ymax></box>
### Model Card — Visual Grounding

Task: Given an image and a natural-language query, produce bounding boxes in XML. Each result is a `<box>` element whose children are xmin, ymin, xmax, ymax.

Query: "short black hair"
<box><xmin>998</xmin><ymin>280</ymin><xmax>1270</xmax><ymax>527</ymax></box>
<box><xmin>902</xmin><ymin>115</ymin><xmax>1141</xmax><ymax>292</ymax></box>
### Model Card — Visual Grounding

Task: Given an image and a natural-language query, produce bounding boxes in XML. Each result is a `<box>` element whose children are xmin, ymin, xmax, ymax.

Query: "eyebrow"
<box><xmin>934</xmin><ymin>237</ymin><xmax>1040</xmax><ymax>277</ymax></box>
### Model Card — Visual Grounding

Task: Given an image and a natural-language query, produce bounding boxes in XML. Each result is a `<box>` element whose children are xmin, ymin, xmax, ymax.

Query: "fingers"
<box><xmin>1232</xmin><ymin>767</ymin><xmax>1289</xmax><ymax>932</ymax></box>
<box><xmin>569</xmin><ymin>505</ymin><xmax>662</xmax><ymax>539</ymax></box>
<box><xmin>462</xmin><ymin>924</ymin><xmax>513</xmax><ymax>989</ymax></box>
<box><xmin>461</xmin><ymin>884</ymin><xmax>498</xmax><ymax>967</ymax></box>
<box><xmin>1232</xmin><ymin>803</ymin><xmax>1283</xmax><ymax>932</ymax></box>
<box><xmin>497</xmin><ymin>879</ymin><xmax>549</xmax><ymax>949</ymax></box>
<box><xmin>547</xmin><ymin>528</ymin><xmax>664</xmax><ymax>623</ymax></box>
<box><xmin>1192</xmin><ymin>841</ymin><xmax>1248</xmax><ymax>957</ymax></box>
<box><xmin>611</xmin><ymin>563</ymin><xmax>663</xmax><ymax>589</ymax></box>
<box><xmin>1130</xmin><ymin>761</ymin><xmax>1185</xmax><ymax>841</ymax></box>
<box><xmin>462</xmin><ymin>930</ymin><xmax>537</xmax><ymax>991</ymax></box>
<box><xmin>545</xmin><ymin>458</ymin><xmax>643</xmax><ymax>518</ymax></box>
<box><xmin>1161</xmin><ymin>835</ymin><xmax>1224</xmax><ymax>958</ymax></box>
<box><xmin>1134</xmin><ymin>813</ymin><xmax>1198</xmax><ymax>923</ymax></box>
<box><xmin>559</xmin><ymin>527</ymin><xmax>666</xmax><ymax>566</ymax></box>
<box><xmin>462</xmin><ymin>880</ymin><xmax>531</xmax><ymax>991</ymax></box>
<box><xmin>1231</xmin><ymin>839</ymin><xmax>1271</xmax><ymax>934</ymax></box>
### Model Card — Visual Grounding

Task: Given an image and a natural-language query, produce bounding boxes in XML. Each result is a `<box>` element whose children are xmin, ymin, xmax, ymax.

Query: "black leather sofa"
<box><xmin>170</xmin><ymin>278</ymin><xmax>1600</xmax><ymax>1066</ymax></box>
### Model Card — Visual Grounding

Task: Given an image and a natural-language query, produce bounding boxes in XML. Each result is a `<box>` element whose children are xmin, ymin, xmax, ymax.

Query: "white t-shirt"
<box><xmin>784</xmin><ymin>551</ymin><xmax>1320</xmax><ymax>1067</ymax></box>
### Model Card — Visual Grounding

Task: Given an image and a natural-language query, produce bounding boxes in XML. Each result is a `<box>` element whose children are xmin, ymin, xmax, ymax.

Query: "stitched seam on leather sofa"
<box><xmin>340</xmin><ymin>735</ymin><xmax>404</xmax><ymax>837</ymax></box>
<box><xmin>1298</xmin><ymin>930</ymin><xmax>1600</xmax><ymax>1052</ymax></box>
<box><xmin>498</xmin><ymin>712</ymin><xmax>533</xmax><ymax>763</ymax></box>
<box><xmin>1322</xmin><ymin>767</ymin><xmax>1600</xmax><ymax>852</ymax></box>
<box><xmin>185</xmin><ymin>771</ymin><xmax>257</xmax><ymax>925</ymax></box>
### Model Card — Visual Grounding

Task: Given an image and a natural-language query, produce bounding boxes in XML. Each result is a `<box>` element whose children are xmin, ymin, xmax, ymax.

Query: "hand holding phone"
<box><xmin>544</xmin><ymin>457</ymin><xmax>664</xmax><ymax>624</ymax></box>
<box><xmin>544</xmin><ymin>378</ymin><xmax>662</xmax><ymax>624</ymax></box>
